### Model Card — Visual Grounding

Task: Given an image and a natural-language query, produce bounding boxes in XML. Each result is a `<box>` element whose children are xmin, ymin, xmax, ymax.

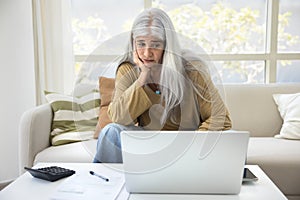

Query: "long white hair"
<box><xmin>118</xmin><ymin>8</ymin><xmax>187</xmax><ymax>124</ymax></box>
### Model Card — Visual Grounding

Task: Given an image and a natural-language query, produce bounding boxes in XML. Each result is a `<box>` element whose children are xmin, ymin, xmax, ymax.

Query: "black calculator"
<box><xmin>24</xmin><ymin>166</ymin><xmax>75</xmax><ymax>182</ymax></box>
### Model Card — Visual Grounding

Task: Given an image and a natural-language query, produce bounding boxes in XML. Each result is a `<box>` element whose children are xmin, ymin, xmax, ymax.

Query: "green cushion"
<box><xmin>44</xmin><ymin>90</ymin><xmax>100</xmax><ymax>145</ymax></box>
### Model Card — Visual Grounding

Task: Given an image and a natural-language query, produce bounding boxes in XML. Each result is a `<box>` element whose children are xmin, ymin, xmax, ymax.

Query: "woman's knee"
<box><xmin>100</xmin><ymin>123</ymin><xmax>137</xmax><ymax>136</ymax></box>
<box><xmin>104</xmin><ymin>123</ymin><xmax>125</xmax><ymax>131</ymax></box>
<box><xmin>98</xmin><ymin>123</ymin><xmax>142</xmax><ymax>147</ymax></box>
<box><xmin>98</xmin><ymin>123</ymin><xmax>124</xmax><ymax>145</ymax></box>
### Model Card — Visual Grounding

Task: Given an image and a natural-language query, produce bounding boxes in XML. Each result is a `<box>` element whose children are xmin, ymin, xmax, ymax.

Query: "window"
<box><xmin>278</xmin><ymin>0</ymin><xmax>300</xmax><ymax>53</ymax></box>
<box><xmin>72</xmin><ymin>0</ymin><xmax>143</xmax><ymax>55</ymax></box>
<box><xmin>71</xmin><ymin>0</ymin><xmax>300</xmax><ymax>83</ymax></box>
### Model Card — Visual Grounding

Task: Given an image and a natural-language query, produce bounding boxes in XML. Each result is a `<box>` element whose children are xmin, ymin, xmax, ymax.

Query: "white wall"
<box><xmin>0</xmin><ymin>0</ymin><xmax>35</xmax><ymax>182</ymax></box>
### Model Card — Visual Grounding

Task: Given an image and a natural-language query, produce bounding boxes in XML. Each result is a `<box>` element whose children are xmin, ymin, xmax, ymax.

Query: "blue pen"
<box><xmin>89</xmin><ymin>171</ymin><xmax>109</xmax><ymax>182</ymax></box>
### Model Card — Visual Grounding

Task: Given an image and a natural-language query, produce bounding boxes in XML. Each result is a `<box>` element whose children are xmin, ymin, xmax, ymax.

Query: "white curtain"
<box><xmin>32</xmin><ymin>0</ymin><xmax>75</xmax><ymax>104</ymax></box>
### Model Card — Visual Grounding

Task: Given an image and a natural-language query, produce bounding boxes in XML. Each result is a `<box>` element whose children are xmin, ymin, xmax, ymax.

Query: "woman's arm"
<box><xmin>107</xmin><ymin>63</ymin><xmax>153</xmax><ymax>125</ymax></box>
<box><xmin>187</xmin><ymin>63</ymin><xmax>232</xmax><ymax>131</ymax></box>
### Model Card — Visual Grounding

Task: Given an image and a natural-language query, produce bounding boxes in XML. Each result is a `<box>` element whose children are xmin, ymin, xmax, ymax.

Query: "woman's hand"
<box><xmin>133</xmin><ymin>51</ymin><xmax>150</xmax><ymax>72</ymax></box>
<box><xmin>134</xmin><ymin>51</ymin><xmax>151</xmax><ymax>86</ymax></box>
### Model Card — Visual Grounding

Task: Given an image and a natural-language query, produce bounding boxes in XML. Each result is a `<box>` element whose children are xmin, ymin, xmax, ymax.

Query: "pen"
<box><xmin>89</xmin><ymin>171</ymin><xmax>109</xmax><ymax>182</ymax></box>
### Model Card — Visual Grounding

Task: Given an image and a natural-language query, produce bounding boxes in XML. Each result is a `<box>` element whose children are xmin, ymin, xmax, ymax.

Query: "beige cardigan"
<box><xmin>108</xmin><ymin>62</ymin><xmax>232</xmax><ymax>131</ymax></box>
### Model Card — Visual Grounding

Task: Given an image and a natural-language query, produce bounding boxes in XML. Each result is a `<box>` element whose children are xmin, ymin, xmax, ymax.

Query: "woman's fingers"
<box><xmin>134</xmin><ymin>51</ymin><xmax>150</xmax><ymax>72</ymax></box>
<box><xmin>133</xmin><ymin>51</ymin><xmax>142</xmax><ymax>65</ymax></box>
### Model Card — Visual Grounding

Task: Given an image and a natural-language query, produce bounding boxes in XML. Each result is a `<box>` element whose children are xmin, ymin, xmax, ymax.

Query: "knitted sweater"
<box><xmin>108</xmin><ymin>62</ymin><xmax>232</xmax><ymax>131</ymax></box>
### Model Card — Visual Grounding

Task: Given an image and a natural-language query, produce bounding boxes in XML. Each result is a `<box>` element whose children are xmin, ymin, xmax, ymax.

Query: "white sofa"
<box><xmin>19</xmin><ymin>84</ymin><xmax>300</xmax><ymax>199</ymax></box>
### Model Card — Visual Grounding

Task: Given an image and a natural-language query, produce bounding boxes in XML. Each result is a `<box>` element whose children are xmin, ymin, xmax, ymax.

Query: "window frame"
<box><xmin>73</xmin><ymin>0</ymin><xmax>300</xmax><ymax>83</ymax></box>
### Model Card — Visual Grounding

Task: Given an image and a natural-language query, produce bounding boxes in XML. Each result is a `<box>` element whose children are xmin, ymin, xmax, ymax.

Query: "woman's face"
<box><xmin>134</xmin><ymin>36</ymin><xmax>164</xmax><ymax>65</ymax></box>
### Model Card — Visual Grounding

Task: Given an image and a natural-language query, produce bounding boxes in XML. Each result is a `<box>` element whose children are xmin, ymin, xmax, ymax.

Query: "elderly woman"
<box><xmin>93</xmin><ymin>8</ymin><xmax>232</xmax><ymax>163</ymax></box>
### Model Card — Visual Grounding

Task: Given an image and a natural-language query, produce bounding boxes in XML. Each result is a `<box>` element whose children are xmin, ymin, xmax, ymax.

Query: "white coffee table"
<box><xmin>0</xmin><ymin>163</ymin><xmax>287</xmax><ymax>200</ymax></box>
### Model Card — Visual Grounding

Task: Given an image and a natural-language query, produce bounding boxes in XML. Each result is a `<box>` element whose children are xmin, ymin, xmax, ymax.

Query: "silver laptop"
<box><xmin>120</xmin><ymin>130</ymin><xmax>249</xmax><ymax>194</ymax></box>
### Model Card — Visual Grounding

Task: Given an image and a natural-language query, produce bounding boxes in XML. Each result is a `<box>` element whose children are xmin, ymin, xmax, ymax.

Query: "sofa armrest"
<box><xmin>18</xmin><ymin>104</ymin><xmax>53</xmax><ymax>175</ymax></box>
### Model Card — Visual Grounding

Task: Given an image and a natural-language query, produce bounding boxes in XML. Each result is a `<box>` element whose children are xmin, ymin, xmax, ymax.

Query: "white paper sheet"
<box><xmin>51</xmin><ymin>168</ymin><xmax>129</xmax><ymax>200</ymax></box>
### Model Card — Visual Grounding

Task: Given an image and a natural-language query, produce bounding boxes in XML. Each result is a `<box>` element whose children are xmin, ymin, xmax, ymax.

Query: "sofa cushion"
<box><xmin>94</xmin><ymin>77</ymin><xmax>115</xmax><ymax>138</ymax></box>
<box><xmin>34</xmin><ymin>139</ymin><xmax>97</xmax><ymax>164</ymax></box>
<box><xmin>273</xmin><ymin>92</ymin><xmax>300</xmax><ymax>140</ymax></box>
<box><xmin>247</xmin><ymin>137</ymin><xmax>300</xmax><ymax>195</ymax></box>
<box><xmin>224</xmin><ymin>84</ymin><xmax>300</xmax><ymax>137</ymax></box>
<box><xmin>44</xmin><ymin>91</ymin><xmax>100</xmax><ymax>145</ymax></box>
